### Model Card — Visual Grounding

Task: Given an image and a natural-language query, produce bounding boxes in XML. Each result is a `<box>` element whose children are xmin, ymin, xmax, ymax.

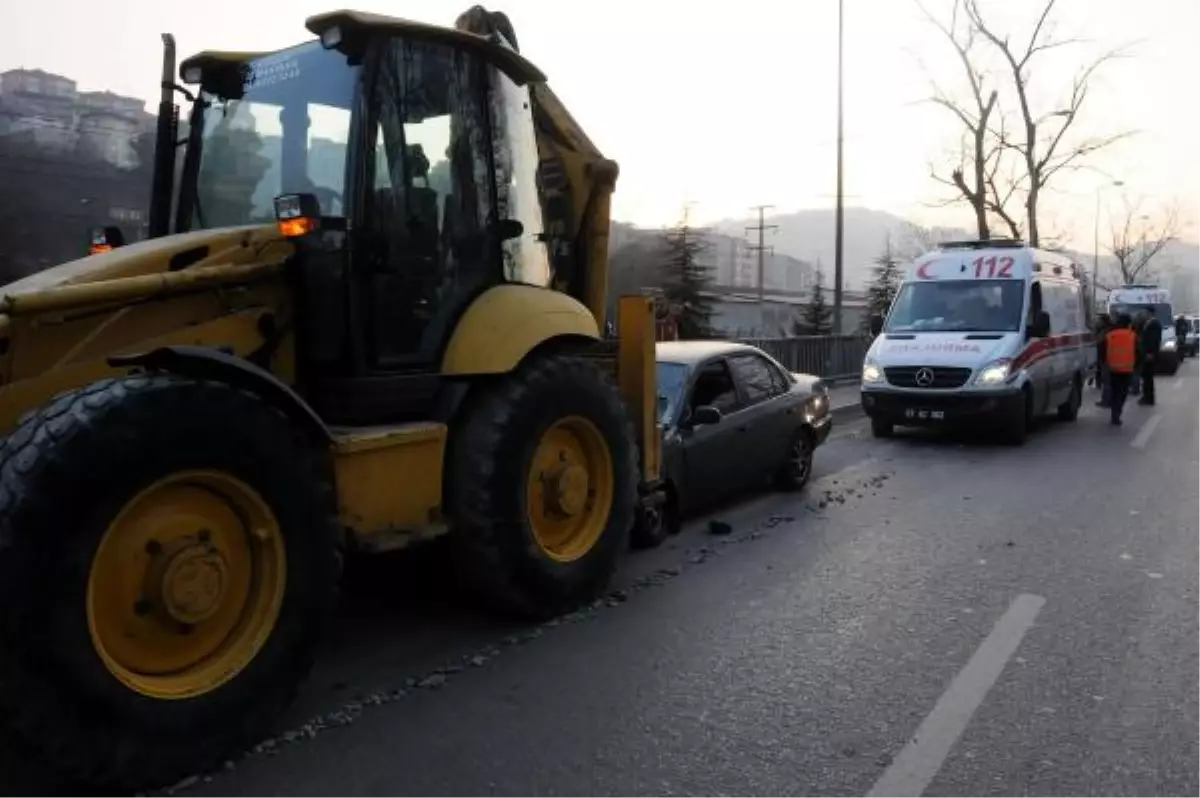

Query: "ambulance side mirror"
<box><xmin>1027</xmin><ymin>310</ymin><xmax>1051</xmax><ymax>339</ymax></box>
<box><xmin>869</xmin><ymin>314</ymin><xmax>884</xmax><ymax>336</ymax></box>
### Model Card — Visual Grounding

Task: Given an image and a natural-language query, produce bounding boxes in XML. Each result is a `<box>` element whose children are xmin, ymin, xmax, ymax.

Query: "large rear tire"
<box><xmin>447</xmin><ymin>354</ymin><xmax>638</xmax><ymax>619</ymax></box>
<box><xmin>0</xmin><ymin>376</ymin><xmax>341</xmax><ymax>793</ymax></box>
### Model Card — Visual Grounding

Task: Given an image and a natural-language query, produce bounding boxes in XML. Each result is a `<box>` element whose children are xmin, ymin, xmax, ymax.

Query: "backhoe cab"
<box><xmin>0</xmin><ymin>8</ymin><xmax>664</xmax><ymax>792</ymax></box>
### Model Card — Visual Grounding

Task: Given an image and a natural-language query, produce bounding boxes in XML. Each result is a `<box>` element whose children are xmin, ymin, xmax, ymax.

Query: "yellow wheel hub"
<box><xmin>527</xmin><ymin>416</ymin><xmax>615</xmax><ymax>563</ymax></box>
<box><xmin>87</xmin><ymin>471</ymin><xmax>286</xmax><ymax>700</ymax></box>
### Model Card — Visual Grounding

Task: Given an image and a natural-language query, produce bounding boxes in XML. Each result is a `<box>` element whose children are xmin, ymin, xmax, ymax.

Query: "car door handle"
<box><xmin>737</xmin><ymin>424</ymin><xmax>749</xmax><ymax>432</ymax></box>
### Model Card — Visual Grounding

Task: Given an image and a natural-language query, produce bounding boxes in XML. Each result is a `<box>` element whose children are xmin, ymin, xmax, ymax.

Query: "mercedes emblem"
<box><xmin>914</xmin><ymin>367</ymin><xmax>936</xmax><ymax>387</ymax></box>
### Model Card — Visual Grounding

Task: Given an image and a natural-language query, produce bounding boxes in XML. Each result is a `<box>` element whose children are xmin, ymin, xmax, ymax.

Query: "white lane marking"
<box><xmin>1130</xmin><ymin>413</ymin><xmax>1162</xmax><ymax>449</ymax></box>
<box><xmin>867</xmin><ymin>593</ymin><xmax>1046</xmax><ymax>798</ymax></box>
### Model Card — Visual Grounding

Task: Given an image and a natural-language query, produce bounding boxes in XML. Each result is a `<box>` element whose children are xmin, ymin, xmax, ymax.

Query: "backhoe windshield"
<box><xmin>192</xmin><ymin>42</ymin><xmax>358</xmax><ymax>229</ymax></box>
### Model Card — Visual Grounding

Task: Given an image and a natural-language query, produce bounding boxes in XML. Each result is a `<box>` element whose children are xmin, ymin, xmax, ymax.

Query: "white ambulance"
<box><xmin>1105</xmin><ymin>285</ymin><xmax>1180</xmax><ymax>375</ymax></box>
<box><xmin>861</xmin><ymin>239</ymin><xmax>1094</xmax><ymax>445</ymax></box>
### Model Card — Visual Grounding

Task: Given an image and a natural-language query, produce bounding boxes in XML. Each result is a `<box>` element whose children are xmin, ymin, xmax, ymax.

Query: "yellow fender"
<box><xmin>441</xmin><ymin>284</ymin><xmax>599</xmax><ymax>375</ymax></box>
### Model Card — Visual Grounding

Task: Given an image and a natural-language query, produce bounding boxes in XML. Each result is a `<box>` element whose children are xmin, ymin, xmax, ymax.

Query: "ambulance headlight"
<box><xmin>974</xmin><ymin>358</ymin><xmax>1013</xmax><ymax>386</ymax></box>
<box><xmin>862</xmin><ymin>362</ymin><xmax>884</xmax><ymax>384</ymax></box>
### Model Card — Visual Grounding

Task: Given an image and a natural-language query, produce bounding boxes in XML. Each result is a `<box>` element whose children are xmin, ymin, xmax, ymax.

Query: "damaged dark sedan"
<box><xmin>632</xmin><ymin>341</ymin><xmax>832</xmax><ymax>548</ymax></box>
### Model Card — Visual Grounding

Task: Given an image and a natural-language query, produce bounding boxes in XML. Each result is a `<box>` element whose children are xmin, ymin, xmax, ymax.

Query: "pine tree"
<box><xmin>659</xmin><ymin>211</ymin><xmax>715</xmax><ymax>339</ymax></box>
<box><xmin>793</xmin><ymin>266</ymin><xmax>834</xmax><ymax>336</ymax></box>
<box><xmin>862</xmin><ymin>236</ymin><xmax>902</xmax><ymax>333</ymax></box>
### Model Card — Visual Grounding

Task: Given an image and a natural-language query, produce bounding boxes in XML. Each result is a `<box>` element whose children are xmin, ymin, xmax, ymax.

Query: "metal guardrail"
<box><xmin>738</xmin><ymin>334</ymin><xmax>872</xmax><ymax>381</ymax></box>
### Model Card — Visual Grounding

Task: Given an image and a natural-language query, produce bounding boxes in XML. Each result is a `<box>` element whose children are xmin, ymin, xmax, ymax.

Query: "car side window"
<box><xmin>765</xmin><ymin>359</ymin><xmax>791</xmax><ymax>395</ymax></box>
<box><xmin>689</xmin><ymin>360</ymin><xmax>740</xmax><ymax>415</ymax></box>
<box><xmin>728</xmin><ymin>353</ymin><xmax>779</xmax><ymax>406</ymax></box>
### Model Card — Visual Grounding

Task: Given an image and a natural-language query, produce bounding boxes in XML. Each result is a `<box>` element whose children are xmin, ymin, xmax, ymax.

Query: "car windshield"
<box><xmin>191</xmin><ymin>42</ymin><xmax>359</xmax><ymax>229</ymax></box>
<box><xmin>656</xmin><ymin>361</ymin><xmax>689</xmax><ymax>424</ymax></box>
<box><xmin>1109</xmin><ymin>303</ymin><xmax>1174</xmax><ymax>327</ymax></box>
<box><xmin>885</xmin><ymin>279</ymin><xmax>1025</xmax><ymax>333</ymax></box>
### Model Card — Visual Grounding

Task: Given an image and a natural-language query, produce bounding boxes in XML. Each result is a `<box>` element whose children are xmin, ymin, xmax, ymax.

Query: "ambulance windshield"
<box><xmin>886</xmin><ymin>280</ymin><xmax>1025</xmax><ymax>333</ymax></box>
<box><xmin>1109</xmin><ymin>302</ymin><xmax>1174</xmax><ymax>327</ymax></box>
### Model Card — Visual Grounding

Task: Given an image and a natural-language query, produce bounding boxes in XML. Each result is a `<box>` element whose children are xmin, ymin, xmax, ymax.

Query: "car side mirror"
<box><xmin>689</xmin><ymin>405</ymin><xmax>723</xmax><ymax>428</ymax></box>
<box><xmin>1022</xmin><ymin>309</ymin><xmax>1051</xmax><ymax>338</ymax></box>
<box><xmin>869</xmin><ymin>314</ymin><xmax>884</xmax><ymax>336</ymax></box>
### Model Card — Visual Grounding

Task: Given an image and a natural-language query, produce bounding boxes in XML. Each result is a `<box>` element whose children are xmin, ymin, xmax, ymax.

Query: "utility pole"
<box><xmin>832</xmin><ymin>0</ymin><xmax>846</xmax><ymax>335</ymax></box>
<box><xmin>746</xmin><ymin>204</ymin><xmax>778</xmax><ymax>334</ymax></box>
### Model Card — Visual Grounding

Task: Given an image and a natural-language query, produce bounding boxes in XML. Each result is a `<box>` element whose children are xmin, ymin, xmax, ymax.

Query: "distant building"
<box><xmin>701</xmin><ymin>232</ymin><xmax>816</xmax><ymax>293</ymax></box>
<box><xmin>0</xmin><ymin>68</ymin><xmax>153</xmax><ymax>168</ymax></box>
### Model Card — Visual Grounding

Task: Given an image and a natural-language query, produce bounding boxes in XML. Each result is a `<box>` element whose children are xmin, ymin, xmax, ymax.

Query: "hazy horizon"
<box><xmin>5</xmin><ymin>0</ymin><xmax>1196</xmax><ymax>253</ymax></box>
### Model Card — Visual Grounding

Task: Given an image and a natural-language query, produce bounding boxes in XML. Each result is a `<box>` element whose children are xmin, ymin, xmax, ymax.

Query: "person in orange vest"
<box><xmin>1100</xmin><ymin>313</ymin><xmax>1137</xmax><ymax>426</ymax></box>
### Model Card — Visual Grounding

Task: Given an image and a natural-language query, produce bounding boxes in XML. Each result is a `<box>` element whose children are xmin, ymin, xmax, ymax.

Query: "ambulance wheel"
<box><xmin>870</xmin><ymin>418</ymin><xmax>894</xmax><ymax>438</ymax></box>
<box><xmin>1056</xmin><ymin>376</ymin><xmax>1082</xmax><ymax>422</ymax></box>
<box><xmin>1003</xmin><ymin>388</ymin><xmax>1031</xmax><ymax>445</ymax></box>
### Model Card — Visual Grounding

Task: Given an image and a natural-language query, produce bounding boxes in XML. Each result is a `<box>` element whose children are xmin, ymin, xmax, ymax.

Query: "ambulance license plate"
<box><xmin>905</xmin><ymin>408</ymin><xmax>945</xmax><ymax>420</ymax></box>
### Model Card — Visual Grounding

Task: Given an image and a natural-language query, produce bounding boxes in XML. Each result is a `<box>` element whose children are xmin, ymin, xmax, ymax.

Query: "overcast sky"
<box><xmin>5</xmin><ymin>0</ymin><xmax>1197</xmax><ymax>250</ymax></box>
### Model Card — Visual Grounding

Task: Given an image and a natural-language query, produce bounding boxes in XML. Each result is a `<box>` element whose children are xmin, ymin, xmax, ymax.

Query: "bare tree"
<box><xmin>964</xmin><ymin>0</ymin><xmax>1132</xmax><ymax>247</ymax></box>
<box><xmin>917</xmin><ymin>0</ymin><xmax>1001</xmax><ymax>239</ymax></box>
<box><xmin>1107</xmin><ymin>198</ymin><xmax>1179</xmax><ymax>285</ymax></box>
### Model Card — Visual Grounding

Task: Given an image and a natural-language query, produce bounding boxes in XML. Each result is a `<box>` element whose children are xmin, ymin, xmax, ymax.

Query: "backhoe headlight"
<box><xmin>974</xmin><ymin>358</ymin><xmax>1012</xmax><ymax>386</ymax></box>
<box><xmin>862</xmin><ymin>362</ymin><xmax>883</xmax><ymax>384</ymax></box>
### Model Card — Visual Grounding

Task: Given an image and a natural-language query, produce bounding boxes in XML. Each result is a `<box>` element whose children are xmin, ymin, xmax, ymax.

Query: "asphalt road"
<box><xmin>4</xmin><ymin>365</ymin><xmax>1197</xmax><ymax>797</ymax></box>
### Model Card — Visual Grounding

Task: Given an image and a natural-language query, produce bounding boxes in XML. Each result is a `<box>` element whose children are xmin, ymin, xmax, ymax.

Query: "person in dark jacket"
<box><xmin>1176</xmin><ymin>315</ymin><xmax>1190</xmax><ymax>357</ymax></box>
<box><xmin>1139</xmin><ymin>310</ymin><xmax>1162</xmax><ymax>406</ymax></box>
<box><xmin>1129</xmin><ymin>316</ymin><xmax>1144</xmax><ymax>396</ymax></box>
<box><xmin>1137</xmin><ymin>307</ymin><xmax>1156</xmax><ymax>400</ymax></box>
<box><xmin>1094</xmin><ymin>313</ymin><xmax>1113</xmax><ymax>407</ymax></box>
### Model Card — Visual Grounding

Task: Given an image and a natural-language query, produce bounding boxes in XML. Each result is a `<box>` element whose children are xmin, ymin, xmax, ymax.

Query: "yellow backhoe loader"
<box><xmin>0</xmin><ymin>8</ymin><xmax>666</xmax><ymax>791</ymax></box>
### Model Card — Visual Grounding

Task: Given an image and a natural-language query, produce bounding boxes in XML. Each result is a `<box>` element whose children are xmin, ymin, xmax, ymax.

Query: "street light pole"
<box><xmin>1092</xmin><ymin>179</ymin><xmax>1123</xmax><ymax>309</ymax></box>
<box><xmin>832</xmin><ymin>0</ymin><xmax>845</xmax><ymax>335</ymax></box>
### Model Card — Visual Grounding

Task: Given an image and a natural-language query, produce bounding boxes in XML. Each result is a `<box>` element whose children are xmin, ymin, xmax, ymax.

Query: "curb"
<box><xmin>831</xmin><ymin>400</ymin><xmax>864</xmax><ymax>422</ymax></box>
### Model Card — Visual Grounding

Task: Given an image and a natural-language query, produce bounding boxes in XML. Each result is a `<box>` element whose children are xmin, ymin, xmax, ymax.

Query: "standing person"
<box><xmin>1175</xmin><ymin>314</ymin><xmax>1190</xmax><ymax>357</ymax></box>
<box><xmin>1129</xmin><ymin>316</ymin><xmax>1144</xmax><ymax>397</ymax></box>
<box><xmin>1139</xmin><ymin>309</ymin><xmax>1162</xmax><ymax>406</ymax></box>
<box><xmin>1094</xmin><ymin>313</ymin><xmax>1113</xmax><ymax>407</ymax></box>
<box><xmin>1102</xmin><ymin>313</ymin><xmax>1137</xmax><ymax>426</ymax></box>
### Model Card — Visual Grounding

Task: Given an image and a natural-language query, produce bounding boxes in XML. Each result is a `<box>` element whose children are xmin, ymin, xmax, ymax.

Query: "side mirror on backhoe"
<box><xmin>492</xmin><ymin>218</ymin><xmax>524</xmax><ymax>242</ymax></box>
<box><xmin>88</xmin><ymin>226</ymin><xmax>125</xmax><ymax>255</ymax></box>
<box><xmin>274</xmin><ymin>193</ymin><xmax>324</xmax><ymax>238</ymax></box>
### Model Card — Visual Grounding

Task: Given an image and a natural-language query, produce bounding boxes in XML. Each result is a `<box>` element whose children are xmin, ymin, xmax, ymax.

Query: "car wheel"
<box><xmin>1057</xmin><ymin>376</ymin><xmax>1082</xmax><ymax>422</ymax></box>
<box><xmin>1002</xmin><ymin>388</ymin><xmax>1031</xmax><ymax>446</ymax></box>
<box><xmin>775</xmin><ymin>428</ymin><xmax>815</xmax><ymax>491</ymax></box>
<box><xmin>871</xmin><ymin>418</ymin><xmax>894</xmax><ymax>438</ymax></box>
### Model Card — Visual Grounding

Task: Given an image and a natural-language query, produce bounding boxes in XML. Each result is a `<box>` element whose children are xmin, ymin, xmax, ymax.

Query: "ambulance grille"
<box><xmin>884</xmin><ymin>366</ymin><xmax>972</xmax><ymax>389</ymax></box>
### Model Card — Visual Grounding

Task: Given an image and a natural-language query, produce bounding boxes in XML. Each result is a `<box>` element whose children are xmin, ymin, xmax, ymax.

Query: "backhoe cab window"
<box><xmin>193</xmin><ymin>42</ymin><xmax>358</xmax><ymax>229</ymax></box>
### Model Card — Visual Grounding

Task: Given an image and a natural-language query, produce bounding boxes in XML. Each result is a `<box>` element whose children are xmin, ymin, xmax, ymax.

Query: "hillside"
<box><xmin>701</xmin><ymin>207</ymin><xmax>1198</xmax><ymax>307</ymax></box>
